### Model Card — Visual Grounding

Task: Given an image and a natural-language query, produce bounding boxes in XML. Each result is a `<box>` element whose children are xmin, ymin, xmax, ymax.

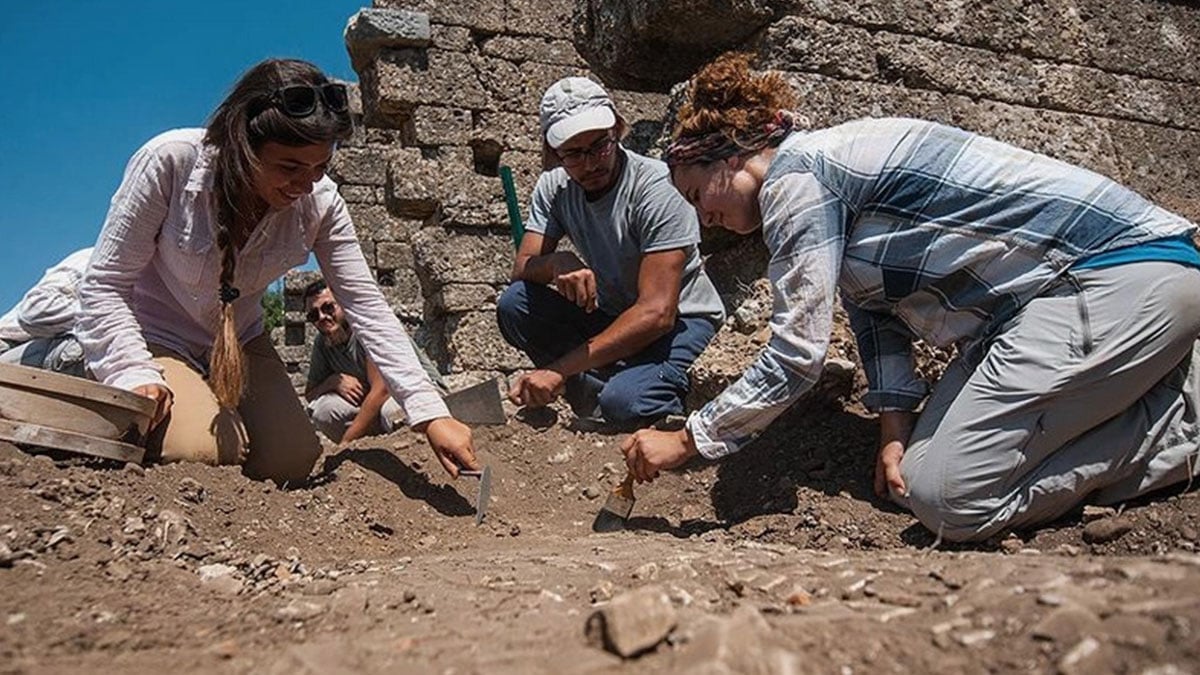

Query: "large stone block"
<box><xmin>338</xmin><ymin>184</ymin><xmax>386</xmax><ymax>205</ymax></box>
<box><xmin>505</xmin><ymin>0</ymin><xmax>575</xmax><ymax>38</ymax></box>
<box><xmin>411</xmin><ymin>106</ymin><xmax>473</xmax><ymax>146</ymax></box>
<box><xmin>480</xmin><ymin>35</ymin><xmax>584</xmax><ymax>67</ymax></box>
<box><xmin>388</xmin><ymin>147</ymin><xmax>510</xmax><ymax>228</ymax></box>
<box><xmin>378</xmin><ymin>0</ymin><xmax>506</xmax><ymax>33</ymax></box>
<box><xmin>377</xmin><ymin>265</ymin><xmax>425</xmax><ymax>322</ymax></box>
<box><xmin>431</xmin><ymin>23</ymin><xmax>473</xmax><ymax>52</ymax></box>
<box><xmin>411</xmin><ymin>229</ymin><xmax>514</xmax><ymax>289</ymax></box>
<box><xmin>328</xmin><ymin>147</ymin><xmax>389</xmax><ymax>186</ymax></box>
<box><xmin>444</xmin><ymin>310</ymin><xmax>531</xmax><ymax>372</ymax></box>
<box><xmin>374</xmin><ymin>48</ymin><xmax>491</xmax><ymax>114</ymax></box>
<box><xmin>432</xmin><ymin>283</ymin><xmax>499</xmax><ymax>314</ymax></box>
<box><xmin>474</xmin><ymin>112</ymin><xmax>542</xmax><ymax>153</ymax></box>
<box><xmin>375</xmin><ymin>241</ymin><xmax>415</xmax><ymax>270</ymax></box>
<box><xmin>573</xmin><ymin>0</ymin><xmax>777</xmax><ymax>92</ymax></box>
<box><xmin>346</xmin><ymin>203</ymin><xmax>423</xmax><ymax>244</ymax></box>
<box><xmin>784</xmin><ymin>0</ymin><xmax>1200</xmax><ymax>86</ymax></box>
<box><xmin>344</xmin><ymin>7</ymin><xmax>431</xmax><ymax>73</ymax></box>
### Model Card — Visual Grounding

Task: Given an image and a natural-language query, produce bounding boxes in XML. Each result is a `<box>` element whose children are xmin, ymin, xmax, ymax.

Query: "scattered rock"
<box><xmin>582</xmin><ymin>486</ymin><xmax>601</xmax><ymax>500</ymax></box>
<box><xmin>585</xmin><ymin>585</ymin><xmax>676</xmax><ymax>658</ymax></box>
<box><xmin>178</xmin><ymin>478</ymin><xmax>205</xmax><ymax>504</ymax></box>
<box><xmin>674</xmin><ymin>605</ymin><xmax>794</xmax><ymax>673</ymax></box>
<box><xmin>1081</xmin><ymin>505</ymin><xmax>1116</xmax><ymax>522</ymax></box>
<box><xmin>631</xmin><ymin>562</ymin><xmax>659</xmax><ymax>581</ymax></box>
<box><xmin>0</xmin><ymin>541</ymin><xmax>14</xmax><ymax>568</ymax></box>
<box><xmin>198</xmin><ymin>563</ymin><xmax>243</xmax><ymax>595</ymax></box>
<box><xmin>1031</xmin><ymin>607</ymin><xmax>1101</xmax><ymax>644</ymax></box>
<box><xmin>1083</xmin><ymin>517</ymin><xmax>1134</xmax><ymax>544</ymax></box>
<box><xmin>274</xmin><ymin>600</ymin><xmax>328</xmax><ymax>622</ymax></box>
<box><xmin>589</xmin><ymin>581</ymin><xmax>615</xmax><ymax>604</ymax></box>
<box><xmin>954</xmin><ymin>629</ymin><xmax>996</xmax><ymax>647</ymax></box>
<box><xmin>1058</xmin><ymin>636</ymin><xmax>1103</xmax><ymax>674</ymax></box>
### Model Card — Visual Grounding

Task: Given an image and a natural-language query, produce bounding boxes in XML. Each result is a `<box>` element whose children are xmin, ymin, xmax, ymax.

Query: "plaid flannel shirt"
<box><xmin>689</xmin><ymin>117</ymin><xmax>1196</xmax><ymax>460</ymax></box>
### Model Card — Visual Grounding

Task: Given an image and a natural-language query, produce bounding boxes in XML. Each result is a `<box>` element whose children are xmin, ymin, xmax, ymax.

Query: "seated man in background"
<box><xmin>304</xmin><ymin>279</ymin><xmax>447</xmax><ymax>444</ymax></box>
<box><xmin>0</xmin><ymin>247</ymin><xmax>93</xmax><ymax>377</ymax></box>
<box><xmin>497</xmin><ymin>77</ymin><xmax>725</xmax><ymax>428</ymax></box>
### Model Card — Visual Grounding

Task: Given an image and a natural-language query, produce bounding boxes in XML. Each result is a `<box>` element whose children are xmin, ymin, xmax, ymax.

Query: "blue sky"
<box><xmin>0</xmin><ymin>0</ymin><xmax>366</xmax><ymax>309</ymax></box>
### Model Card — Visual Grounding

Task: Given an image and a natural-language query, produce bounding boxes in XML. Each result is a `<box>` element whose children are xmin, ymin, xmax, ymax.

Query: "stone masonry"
<box><xmin>279</xmin><ymin>0</ymin><xmax>670</xmax><ymax>392</ymax></box>
<box><xmin>279</xmin><ymin>0</ymin><xmax>1200</xmax><ymax>406</ymax></box>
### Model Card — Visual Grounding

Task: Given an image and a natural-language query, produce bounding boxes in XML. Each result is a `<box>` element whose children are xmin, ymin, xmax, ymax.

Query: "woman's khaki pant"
<box><xmin>145</xmin><ymin>334</ymin><xmax>323</xmax><ymax>484</ymax></box>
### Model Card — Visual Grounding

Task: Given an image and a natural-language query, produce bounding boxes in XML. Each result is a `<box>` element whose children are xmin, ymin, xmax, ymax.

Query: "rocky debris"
<box><xmin>0</xmin><ymin>541</ymin><xmax>14</xmax><ymax>568</ymax></box>
<box><xmin>585</xmin><ymin>585</ymin><xmax>677</xmax><ymax>658</ymax></box>
<box><xmin>1083</xmin><ymin>517</ymin><xmax>1135</xmax><ymax>544</ymax></box>
<box><xmin>274</xmin><ymin>600</ymin><xmax>329</xmax><ymax>623</ymax></box>
<box><xmin>198</xmin><ymin>563</ymin><xmax>243</xmax><ymax>595</ymax></box>
<box><xmin>1031</xmin><ymin>607</ymin><xmax>1102</xmax><ymax>644</ymax></box>
<box><xmin>674</xmin><ymin>605</ymin><xmax>796</xmax><ymax>673</ymax></box>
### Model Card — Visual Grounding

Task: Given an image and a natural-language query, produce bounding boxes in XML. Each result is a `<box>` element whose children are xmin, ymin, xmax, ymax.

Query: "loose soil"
<box><xmin>2</xmin><ymin>399</ymin><xmax>1198</xmax><ymax>673</ymax></box>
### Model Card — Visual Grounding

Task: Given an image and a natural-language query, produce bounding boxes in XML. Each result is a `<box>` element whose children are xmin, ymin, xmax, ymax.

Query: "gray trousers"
<box><xmin>306</xmin><ymin>392</ymin><xmax>404</xmax><ymax>444</ymax></box>
<box><xmin>896</xmin><ymin>261</ymin><xmax>1200</xmax><ymax>542</ymax></box>
<box><xmin>0</xmin><ymin>335</ymin><xmax>86</xmax><ymax>377</ymax></box>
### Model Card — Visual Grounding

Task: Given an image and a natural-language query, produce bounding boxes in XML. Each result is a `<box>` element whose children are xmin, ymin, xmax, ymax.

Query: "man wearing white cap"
<box><xmin>497</xmin><ymin>76</ymin><xmax>725</xmax><ymax>427</ymax></box>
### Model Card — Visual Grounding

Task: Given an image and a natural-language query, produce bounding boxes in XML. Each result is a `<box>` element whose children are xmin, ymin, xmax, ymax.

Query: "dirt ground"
<box><xmin>2</xmin><ymin>398</ymin><xmax>1199</xmax><ymax>674</ymax></box>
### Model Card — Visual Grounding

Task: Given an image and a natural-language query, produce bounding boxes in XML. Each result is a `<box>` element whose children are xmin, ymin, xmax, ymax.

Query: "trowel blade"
<box><xmin>444</xmin><ymin>378</ymin><xmax>507</xmax><ymax>426</ymax></box>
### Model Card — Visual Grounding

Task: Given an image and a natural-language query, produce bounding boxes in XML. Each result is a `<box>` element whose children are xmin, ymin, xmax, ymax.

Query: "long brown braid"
<box><xmin>203</xmin><ymin>59</ymin><xmax>352</xmax><ymax>409</ymax></box>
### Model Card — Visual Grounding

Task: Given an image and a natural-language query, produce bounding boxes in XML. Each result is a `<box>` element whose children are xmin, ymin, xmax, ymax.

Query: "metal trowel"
<box><xmin>444</xmin><ymin>378</ymin><xmax>507</xmax><ymax>426</ymax></box>
<box><xmin>459</xmin><ymin>465</ymin><xmax>492</xmax><ymax>526</ymax></box>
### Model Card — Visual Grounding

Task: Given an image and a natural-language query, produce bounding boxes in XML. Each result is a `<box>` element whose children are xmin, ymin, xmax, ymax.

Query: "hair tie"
<box><xmin>220</xmin><ymin>282</ymin><xmax>241</xmax><ymax>304</ymax></box>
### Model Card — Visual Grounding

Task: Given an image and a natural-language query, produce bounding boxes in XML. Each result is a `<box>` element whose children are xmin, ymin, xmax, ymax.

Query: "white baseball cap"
<box><xmin>539</xmin><ymin>77</ymin><xmax>617</xmax><ymax>149</ymax></box>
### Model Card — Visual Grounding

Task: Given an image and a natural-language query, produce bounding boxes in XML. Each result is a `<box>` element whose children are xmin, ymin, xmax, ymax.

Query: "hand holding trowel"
<box><xmin>591</xmin><ymin>471</ymin><xmax>636</xmax><ymax>532</ymax></box>
<box><xmin>592</xmin><ymin>427</ymin><xmax>698</xmax><ymax>532</ymax></box>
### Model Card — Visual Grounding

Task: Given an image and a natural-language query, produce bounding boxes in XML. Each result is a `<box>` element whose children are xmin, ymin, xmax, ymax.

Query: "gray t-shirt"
<box><xmin>527</xmin><ymin>148</ymin><xmax>726</xmax><ymax>323</ymax></box>
<box><xmin>307</xmin><ymin>331</ymin><xmax>369</xmax><ymax>391</ymax></box>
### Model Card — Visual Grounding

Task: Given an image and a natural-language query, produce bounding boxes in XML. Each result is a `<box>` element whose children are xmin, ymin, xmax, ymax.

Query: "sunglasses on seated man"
<box><xmin>267</xmin><ymin>83</ymin><xmax>350</xmax><ymax>118</ymax></box>
<box><xmin>556</xmin><ymin>133</ymin><xmax>617</xmax><ymax>168</ymax></box>
<box><xmin>306</xmin><ymin>301</ymin><xmax>337</xmax><ymax>324</ymax></box>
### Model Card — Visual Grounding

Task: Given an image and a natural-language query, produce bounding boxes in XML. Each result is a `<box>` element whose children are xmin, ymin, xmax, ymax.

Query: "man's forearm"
<box><xmin>548</xmin><ymin>303</ymin><xmax>675</xmax><ymax>378</ymax></box>
<box><xmin>514</xmin><ymin>251</ymin><xmax>576</xmax><ymax>285</ymax></box>
<box><xmin>304</xmin><ymin>377</ymin><xmax>334</xmax><ymax>402</ymax></box>
<box><xmin>342</xmin><ymin>388</ymin><xmax>388</xmax><ymax>444</ymax></box>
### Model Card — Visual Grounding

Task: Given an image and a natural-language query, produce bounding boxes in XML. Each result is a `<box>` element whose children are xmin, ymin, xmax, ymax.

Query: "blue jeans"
<box><xmin>496</xmin><ymin>281</ymin><xmax>716</xmax><ymax>424</ymax></box>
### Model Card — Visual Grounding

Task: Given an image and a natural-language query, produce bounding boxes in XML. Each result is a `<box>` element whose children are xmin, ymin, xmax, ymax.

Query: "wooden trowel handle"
<box><xmin>615</xmin><ymin>472</ymin><xmax>635</xmax><ymax>499</ymax></box>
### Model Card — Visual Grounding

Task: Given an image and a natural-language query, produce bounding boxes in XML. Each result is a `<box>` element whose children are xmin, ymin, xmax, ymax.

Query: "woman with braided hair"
<box><xmin>77</xmin><ymin>59</ymin><xmax>479</xmax><ymax>483</ymax></box>
<box><xmin>621</xmin><ymin>53</ymin><xmax>1200</xmax><ymax>542</ymax></box>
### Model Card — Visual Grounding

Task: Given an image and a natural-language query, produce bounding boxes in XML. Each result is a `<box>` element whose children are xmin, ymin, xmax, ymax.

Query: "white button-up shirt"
<box><xmin>77</xmin><ymin>129</ymin><xmax>449</xmax><ymax>425</ymax></box>
<box><xmin>0</xmin><ymin>247</ymin><xmax>93</xmax><ymax>342</ymax></box>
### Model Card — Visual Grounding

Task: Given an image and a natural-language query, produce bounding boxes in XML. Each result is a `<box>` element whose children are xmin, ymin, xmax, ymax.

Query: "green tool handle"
<box><xmin>499</xmin><ymin>165</ymin><xmax>524</xmax><ymax>249</ymax></box>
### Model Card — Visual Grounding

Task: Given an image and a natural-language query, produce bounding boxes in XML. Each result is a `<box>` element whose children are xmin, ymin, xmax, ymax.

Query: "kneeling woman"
<box><xmin>623</xmin><ymin>53</ymin><xmax>1200</xmax><ymax>542</ymax></box>
<box><xmin>77</xmin><ymin>59</ymin><xmax>479</xmax><ymax>483</ymax></box>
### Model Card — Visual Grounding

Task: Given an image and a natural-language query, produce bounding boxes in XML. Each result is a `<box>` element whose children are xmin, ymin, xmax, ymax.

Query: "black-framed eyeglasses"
<box><xmin>556</xmin><ymin>134</ymin><xmax>617</xmax><ymax>168</ymax></box>
<box><xmin>270</xmin><ymin>83</ymin><xmax>350</xmax><ymax>118</ymax></box>
<box><xmin>306</xmin><ymin>301</ymin><xmax>337</xmax><ymax>324</ymax></box>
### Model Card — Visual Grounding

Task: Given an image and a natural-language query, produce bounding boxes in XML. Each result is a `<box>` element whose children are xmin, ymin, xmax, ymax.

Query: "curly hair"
<box><xmin>675</xmin><ymin>53</ymin><xmax>796</xmax><ymax>140</ymax></box>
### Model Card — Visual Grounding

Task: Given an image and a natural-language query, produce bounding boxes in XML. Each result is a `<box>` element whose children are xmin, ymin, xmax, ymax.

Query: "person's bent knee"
<box><xmin>597</xmin><ymin>386</ymin><xmax>682</xmax><ymax>425</ymax></box>
<box><xmin>904</xmin><ymin>477</ymin><xmax>1009</xmax><ymax>543</ymax></box>
<box><xmin>496</xmin><ymin>282</ymin><xmax>532</xmax><ymax>323</ymax></box>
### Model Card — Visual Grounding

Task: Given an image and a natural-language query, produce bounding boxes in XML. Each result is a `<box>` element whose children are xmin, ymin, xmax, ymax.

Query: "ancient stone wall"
<box><xmin>280</xmin><ymin>0</ymin><xmax>1200</xmax><ymax>400</ymax></box>
<box><xmin>278</xmin><ymin>0</ymin><xmax>667</xmax><ymax>391</ymax></box>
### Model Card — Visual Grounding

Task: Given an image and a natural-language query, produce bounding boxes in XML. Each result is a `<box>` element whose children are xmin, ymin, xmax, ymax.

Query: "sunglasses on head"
<box><xmin>306</xmin><ymin>301</ymin><xmax>337</xmax><ymax>324</ymax></box>
<box><xmin>269</xmin><ymin>83</ymin><xmax>350</xmax><ymax>118</ymax></box>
